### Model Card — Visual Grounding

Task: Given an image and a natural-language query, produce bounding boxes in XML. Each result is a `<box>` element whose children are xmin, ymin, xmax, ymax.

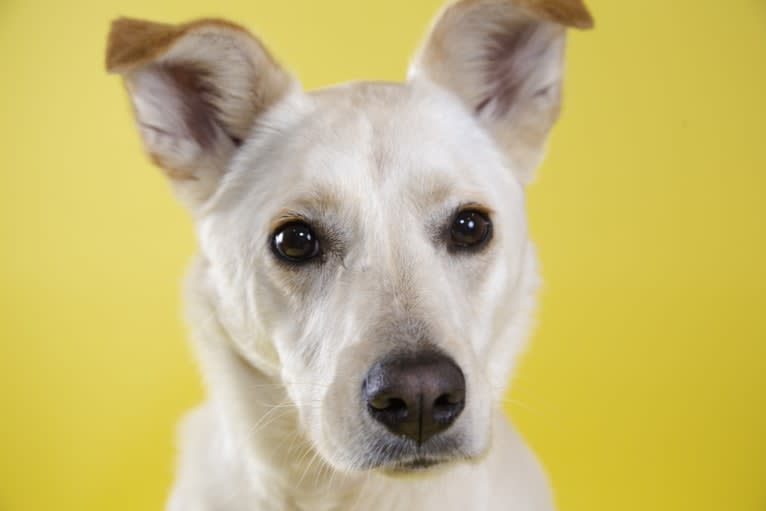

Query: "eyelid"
<box><xmin>269</xmin><ymin>210</ymin><xmax>310</xmax><ymax>233</ymax></box>
<box><xmin>455</xmin><ymin>202</ymin><xmax>494</xmax><ymax>217</ymax></box>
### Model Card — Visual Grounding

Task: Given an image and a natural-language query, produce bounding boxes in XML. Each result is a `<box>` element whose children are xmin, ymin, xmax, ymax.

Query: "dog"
<box><xmin>106</xmin><ymin>1</ymin><xmax>592</xmax><ymax>509</ymax></box>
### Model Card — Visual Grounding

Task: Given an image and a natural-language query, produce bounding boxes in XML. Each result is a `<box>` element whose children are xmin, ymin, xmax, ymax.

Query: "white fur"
<box><xmin>108</xmin><ymin>1</ymin><xmax>589</xmax><ymax>509</ymax></box>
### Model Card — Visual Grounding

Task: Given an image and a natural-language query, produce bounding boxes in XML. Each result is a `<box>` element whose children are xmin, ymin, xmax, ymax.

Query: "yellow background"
<box><xmin>1</xmin><ymin>0</ymin><xmax>764</xmax><ymax>509</ymax></box>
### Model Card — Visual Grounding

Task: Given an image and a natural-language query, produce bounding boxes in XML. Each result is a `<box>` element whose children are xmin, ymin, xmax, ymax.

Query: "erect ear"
<box><xmin>106</xmin><ymin>18</ymin><xmax>296</xmax><ymax>209</ymax></box>
<box><xmin>409</xmin><ymin>0</ymin><xmax>593</xmax><ymax>184</ymax></box>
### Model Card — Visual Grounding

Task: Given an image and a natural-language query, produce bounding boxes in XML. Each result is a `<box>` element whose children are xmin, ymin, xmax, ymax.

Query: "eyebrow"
<box><xmin>268</xmin><ymin>184</ymin><xmax>344</xmax><ymax>229</ymax></box>
<box><xmin>407</xmin><ymin>171</ymin><xmax>494</xmax><ymax>217</ymax></box>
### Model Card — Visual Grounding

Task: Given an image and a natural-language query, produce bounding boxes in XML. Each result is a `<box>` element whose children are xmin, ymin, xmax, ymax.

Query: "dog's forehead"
<box><xmin>275</xmin><ymin>82</ymin><xmax>511</xmax><ymax>207</ymax></box>
<box><xmin>304</xmin><ymin>81</ymin><xmax>500</xmax><ymax>180</ymax></box>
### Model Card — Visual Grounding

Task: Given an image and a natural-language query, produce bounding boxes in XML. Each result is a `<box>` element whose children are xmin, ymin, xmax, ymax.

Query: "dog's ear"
<box><xmin>409</xmin><ymin>0</ymin><xmax>593</xmax><ymax>184</ymax></box>
<box><xmin>106</xmin><ymin>18</ymin><xmax>295</xmax><ymax>209</ymax></box>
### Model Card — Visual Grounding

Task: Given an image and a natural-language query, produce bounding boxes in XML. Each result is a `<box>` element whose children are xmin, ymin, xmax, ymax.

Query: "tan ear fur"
<box><xmin>515</xmin><ymin>0</ymin><xmax>594</xmax><ymax>29</ymax></box>
<box><xmin>106</xmin><ymin>18</ymin><xmax>252</xmax><ymax>73</ymax></box>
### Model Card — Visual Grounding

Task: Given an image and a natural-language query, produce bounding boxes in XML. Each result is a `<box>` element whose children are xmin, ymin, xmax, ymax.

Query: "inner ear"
<box><xmin>476</xmin><ymin>21</ymin><xmax>561</xmax><ymax>118</ymax></box>
<box><xmin>168</xmin><ymin>63</ymin><xmax>243</xmax><ymax>148</ymax></box>
<box><xmin>155</xmin><ymin>63</ymin><xmax>231</xmax><ymax>149</ymax></box>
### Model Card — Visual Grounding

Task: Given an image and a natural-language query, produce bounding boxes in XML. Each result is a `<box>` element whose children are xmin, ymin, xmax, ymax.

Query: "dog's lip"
<box><xmin>380</xmin><ymin>455</ymin><xmax>453</xmax><ymax>474</ymax></box>
<box><xmin>398</xmin><ymin>457</ymin><xmax>442</xmax><ymax>470</ymax></box>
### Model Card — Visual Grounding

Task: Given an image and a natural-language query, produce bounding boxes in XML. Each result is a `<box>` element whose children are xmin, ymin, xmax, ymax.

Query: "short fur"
<box><xmin>106</xmin><ymin>1</ymin><xmax>592</xmax><ymax>509</ymax></box>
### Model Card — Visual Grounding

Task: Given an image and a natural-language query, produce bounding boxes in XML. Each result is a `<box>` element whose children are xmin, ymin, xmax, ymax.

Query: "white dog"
<box><xmin>106</xmin><ymin>1</ymin><xmax>592</xmax><ymax>509</ymax></box>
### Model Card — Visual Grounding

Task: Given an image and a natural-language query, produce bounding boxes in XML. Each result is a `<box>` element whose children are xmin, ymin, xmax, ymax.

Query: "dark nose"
<box><xmin>363</xmin><ymin>351</ymin><xmax>466</xmax><ymax>444</ymax></box>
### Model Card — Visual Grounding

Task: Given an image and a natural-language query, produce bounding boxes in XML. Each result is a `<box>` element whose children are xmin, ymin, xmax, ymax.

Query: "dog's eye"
<box><xmin>450</xmin><ymin>209</ymin><xmax>492</xmax><ymax>249</ymax></box>
<box><xmin>272</xmin><ymin>222</ymin><xmax>320</xmax><ymax>262</ymax></box>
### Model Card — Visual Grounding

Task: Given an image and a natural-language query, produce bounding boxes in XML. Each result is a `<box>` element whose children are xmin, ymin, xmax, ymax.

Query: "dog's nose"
<box><xmin>363</xmin><ymin>352</ymin><xmax>466</xmax><ymax>444</ymax></box>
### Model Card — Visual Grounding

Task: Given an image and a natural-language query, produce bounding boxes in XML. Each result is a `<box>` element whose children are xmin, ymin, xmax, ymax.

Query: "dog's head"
<box><xmin>107</xmin><ymin>0</ymin><xmax>591</xmax><ymax>474</ymax></box>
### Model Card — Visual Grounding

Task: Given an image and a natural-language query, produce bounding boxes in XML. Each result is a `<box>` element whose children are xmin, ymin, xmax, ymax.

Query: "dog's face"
<box><xmin>107</xmin><ymin>0</ymin><xmax>591</xmax><ymax>474</ymax></box>
<box><xmin>201</xmin><ymin>82</ymin><xmax>529</xmax><ymax>470</ymax></box>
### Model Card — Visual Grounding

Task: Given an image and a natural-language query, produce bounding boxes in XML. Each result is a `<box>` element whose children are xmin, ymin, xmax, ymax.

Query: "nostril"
<box><xmin>385</xmin><ymin>397</ymin><xmax>408</xmax><ymax>414</ymax></box>
<box><xmin>369</xmin><ymin>396</ymin><xmax>407</xmax><ymax>413</ymax></box>
<box><xmin>368</xmin><ymin>396</ymin><xmax>409</xmax><ymax>423</ymax></box>
<box><xmin>434</xmin><ymin>392</ymin><xmax>463</xmax><ymax>407</ymax></box>
<box><xmin>432</xmin><ymin>392</ymin><xmax>465</xmax><ymax>424</ymax></box>
<box><xmin>368</xmin><ymin>395</ymin><xmax>390</xmax><ymax>411</ymax></box>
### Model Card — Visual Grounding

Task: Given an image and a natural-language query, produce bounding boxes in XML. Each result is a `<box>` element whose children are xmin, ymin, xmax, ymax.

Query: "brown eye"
<box><xmin>450</xmin><ymin>209</ymin><xmax>492</xmax><ymax>249</ymax></box>
<box><xmin>272</xmin><ymin>222</ymin><xmax>320</xmax><ymax>262</ymax></box>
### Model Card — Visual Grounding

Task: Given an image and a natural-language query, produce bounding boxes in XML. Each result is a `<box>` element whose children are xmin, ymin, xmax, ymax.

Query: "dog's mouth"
<box><xmin>360</xmin><ymin>436</ymin><xmax>469</xmax><ymax>475</ymax></box>
<box><xmin>387</xmin><ymin>456</ymin><xmax>448</xmax><ymax>473</ymax></box>
<box><xmin>376</xmin><ymin>451</ymin><xmax>475</xmax><ymax>476</ymax></box>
